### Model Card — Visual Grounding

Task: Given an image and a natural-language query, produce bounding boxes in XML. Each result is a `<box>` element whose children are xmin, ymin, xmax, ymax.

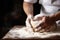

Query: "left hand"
<box><xmin>33</xmin><ymin>16</ymin><xmax>56</xmax><ymax>32</ymax></box>
<box><xmin>41</xmin><ymin>16</ymin><xmax>55</xmax><ymax>26</ymax></box>
<box><xmin>40</xmin><ymin>16</ymin><xmax>55</xmax><ymax>28</ymax></box>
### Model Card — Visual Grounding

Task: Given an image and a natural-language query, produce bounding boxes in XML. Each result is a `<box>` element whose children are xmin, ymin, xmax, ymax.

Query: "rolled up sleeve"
<box><xmin>24</xmin><ymin>0</ymin><xmax>37</xmax><ymax>3</ymax></box>
<box><xmin>39</xmin><ymin>0</ymin><xmax>43</xmax><ymax>4</ymax></box>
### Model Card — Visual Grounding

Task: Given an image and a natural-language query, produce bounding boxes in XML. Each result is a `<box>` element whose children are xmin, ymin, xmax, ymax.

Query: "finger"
<box><xmin>33</xmin><ymin>17</ymin><xmax>43</xmax><ymax>21</ymax></box>
<box><xmin>35</xmin><ymin>17</ymin><xmax>46</xmax><ymax>29</ymax></box>
<box><xmin>42</xmin><ymin>16</ymin><xmax>50</xmax><ymax>24</ymax></box>
<box><xmin>39</xmin><ymin>29</ymin><xmax>45</xmax><ymax>33</ymax></box>
<box><xmin>35</xmin><ymin>27</ymin><xmax>41</xmax><ymax>32</ymax></box>
<box><xmin>35</xmin><ymin>22</ymin><xmax>44</xmax><ymax>28</ymax></box>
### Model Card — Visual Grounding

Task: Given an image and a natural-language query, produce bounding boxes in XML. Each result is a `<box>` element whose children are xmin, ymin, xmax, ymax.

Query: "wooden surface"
<box><xmin>2</xmin><ymin>25</ymin><xmax>60</xmax><ymax>39</ymax></box>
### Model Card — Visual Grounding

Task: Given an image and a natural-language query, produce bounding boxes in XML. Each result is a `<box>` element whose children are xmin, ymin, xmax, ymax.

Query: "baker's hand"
<box><xmin>41</xmin><ymin>16</ymin><xmax>56</xmax><ymax>27</ymax></box>
<box><xmin>25</xmin><ymin>15</ymin><xmax>33</xmax><ymax>28</ymax></box>
<box><xmin>35</xmin><ymin>16</ymin><xmax>56</xmax><ymax>32</ymax></box>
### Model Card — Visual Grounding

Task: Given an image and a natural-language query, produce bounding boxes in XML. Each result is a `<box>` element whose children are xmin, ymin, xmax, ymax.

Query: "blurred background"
<box><xmin>0</xmin><ymin>0</ymin><xmax>41</xmax><ymax>39</ymax></box>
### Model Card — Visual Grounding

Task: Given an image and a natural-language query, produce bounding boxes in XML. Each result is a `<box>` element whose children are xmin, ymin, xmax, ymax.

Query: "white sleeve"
<box><xmin>24</xmin><ymin>0</ymin><xmax>37</xmax><ymax>3</ymax></box>
<box><xmin>39</xmin><ymin>0</ymin><xmax>43</xmax><ymax>4</ymax></box>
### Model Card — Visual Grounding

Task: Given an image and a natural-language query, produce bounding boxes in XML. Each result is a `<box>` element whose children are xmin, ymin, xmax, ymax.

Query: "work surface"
<box><xmin>3</xmin><ymin>25</ymin><xmax>60</xmax><ymax>39</ymax></box>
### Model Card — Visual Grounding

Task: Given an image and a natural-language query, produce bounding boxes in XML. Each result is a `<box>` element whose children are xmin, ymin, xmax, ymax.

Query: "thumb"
<box><xmin>42</xmin><ymin>17</ymin><xmax>46</xmax><ymax>22</ymax></box>
<box><xmin>42</xmin><ymin>16</ymin><xmax>49</xmax><ymax>22</ymax></box>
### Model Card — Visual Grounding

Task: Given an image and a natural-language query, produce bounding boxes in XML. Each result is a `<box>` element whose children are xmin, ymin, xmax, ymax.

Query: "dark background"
<box><xmin>0</xmin><ymin>0</ymin><xmax>41</xmax><ymax>39</ymax></box>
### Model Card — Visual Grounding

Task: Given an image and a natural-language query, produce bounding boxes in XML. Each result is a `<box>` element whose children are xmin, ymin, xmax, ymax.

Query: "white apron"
<box><xmin>24</xmin><ymin>0</ymin><xmax>60</xmax><ymax>26</ymax></box>
<box><xmin>37</xmin><ymin>0</ymin><xmax>60</xmax><ymax>26</ymax></box>
<box><xmin>39</xmin><ymin>0</ymin><xmax>60</xmax><ymax>16</ymax></box>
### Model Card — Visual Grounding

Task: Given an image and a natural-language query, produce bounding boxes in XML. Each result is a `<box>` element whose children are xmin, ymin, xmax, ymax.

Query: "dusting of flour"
<box><xmin>3</xmin><ymin>25</ymin><xmax>60</xmax><ymax>39</ymax></box>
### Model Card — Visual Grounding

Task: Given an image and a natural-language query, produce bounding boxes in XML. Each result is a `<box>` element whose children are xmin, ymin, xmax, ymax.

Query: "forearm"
<box><xmin>23</xmin><ymin>2</ymin><xmax>33</xmax><ymax>16</ymax></box>
<box><xmin>54</xmin><ymin>11</ymin><xmax>60</xmax><ymax>21</ymax></box>
<box><xmin>50</xmin><ymin>11</ymin><xmax>60</xmax><ymax>21</ymax></box>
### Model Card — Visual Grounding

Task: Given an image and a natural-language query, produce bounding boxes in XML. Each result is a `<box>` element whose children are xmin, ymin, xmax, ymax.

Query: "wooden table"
<box><xmin>2</xmin><ymin>25</ymin><xmax>60</xmax><ymax>39</ymax></box>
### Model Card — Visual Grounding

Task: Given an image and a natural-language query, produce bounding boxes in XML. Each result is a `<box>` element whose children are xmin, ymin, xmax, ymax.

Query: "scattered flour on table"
<box><xmin>3</xmin><ymin>26</ymin><xmax>60</xmax><ymax>39</ymax></box>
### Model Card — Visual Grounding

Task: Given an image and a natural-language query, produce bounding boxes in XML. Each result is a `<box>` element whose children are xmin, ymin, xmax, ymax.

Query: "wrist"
<box><xmin>50</xmin><ymin>11</ymin><xmax>60</xmax><ymax>21</ymax></box>
<box><xmin>49</xmin><ymin>15</ymin><xmax>56</xmax><ymax>21</ymax></box>
<box><xmin>27</xmin><ymin>14</ymin><xmax>33</xmax><ymax>18</ymax></box>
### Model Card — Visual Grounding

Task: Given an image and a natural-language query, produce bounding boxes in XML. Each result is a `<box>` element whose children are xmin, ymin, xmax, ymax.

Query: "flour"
<box><xmin>3</xmin><ymin>25</ymin><xmax>60</xmax><ymax>39</ymax></box>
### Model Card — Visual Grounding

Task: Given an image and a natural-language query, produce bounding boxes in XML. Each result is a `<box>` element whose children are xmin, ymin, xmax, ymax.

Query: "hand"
<box><xmin>38</xmin><ymin>16</ymin><xmax>57</xmax><ymax>32</ymax></box>
<box><xmin>41</xmin><ymin>16</ymin><xmax>56</xmax><ymax>26</ymax></box>
<box><xmin>32</xmin><ymin>14</ymin><xmax>56</xmax><ymax>32</ymax></box>
<box><xmin>41</xmin><ymin>16</ymin><xmax>57</xmax><ymax>32</ymax></box>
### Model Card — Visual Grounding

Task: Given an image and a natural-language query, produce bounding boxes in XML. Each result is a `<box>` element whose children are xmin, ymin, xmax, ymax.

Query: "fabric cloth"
<box><xmin>24</xmin><ymin>0</ymin><xmax>60</xmax><ymax>16</ymax></box>
<box><xmin>24</xmin><ymin>0</ymin><xmax>60</xmax><ymax>25</ymax></box>
<box><xmin>24</xmin><ymin>0</ymin><xmax>37</xmax><ymax>3</ymax></box>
